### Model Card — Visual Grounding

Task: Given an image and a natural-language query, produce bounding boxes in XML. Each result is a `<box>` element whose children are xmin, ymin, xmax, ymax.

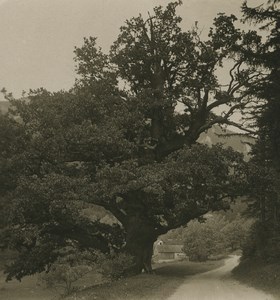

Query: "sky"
<box><xmin>0</xmin><ymin>0</ymin><xmax>264</xmax><ymax>100</ymax></box>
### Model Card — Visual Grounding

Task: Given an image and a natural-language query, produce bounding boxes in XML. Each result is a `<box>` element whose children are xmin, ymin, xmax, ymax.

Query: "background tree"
<box><xmin>240</xmin><ymin>0</ymin><xmax>280</xmax><ymax>261</ymax></box>
<box><xmin>1</xmin><ymin>1</ymin><xmax>260</xmax><ymax>277</ymax></box>
<box><xmin>182</xmin><ymin>217</ymin><xmax>226</xmax><ymax>261</ymax></box>
<box><xmin>242</xmin><ymin>0</ymin><xmax>280</xmax><ymax>167</ymax></box>
<box><xmin>164</xmin><ymin>201</ymin><xmax>252</xmax><ymax>261</ymax></box>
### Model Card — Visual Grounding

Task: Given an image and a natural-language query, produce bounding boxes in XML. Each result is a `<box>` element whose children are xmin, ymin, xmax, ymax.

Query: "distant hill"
<box><xmin>198</xmin><ymin>126</ymin><xmax>254</xmax><ymax>158</ymax></box>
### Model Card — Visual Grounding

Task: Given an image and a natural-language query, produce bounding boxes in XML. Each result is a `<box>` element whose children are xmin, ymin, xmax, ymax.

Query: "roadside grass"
<box><xmin>67</xmin><ymin>259</ymin><xmax>224</xmax><ymax>300</ymax></box>
<box><xmin>232</xmin><ymin>258</ymin><xmax>280</xmax><ymax>300</ymax></box>
<box><xmin>0</xmin><ymin>273</ymin><xmax>56</xmax><ymax>300</ymax></box>
<box><xmin>0</xmin><ymin>263</ymin><xmax>104</xmax><ymax>300</ymax></box>
<box><xmin>0</xmin><ymin>250</ymin><xmax>224</xmax><ymax>300</ymax></box>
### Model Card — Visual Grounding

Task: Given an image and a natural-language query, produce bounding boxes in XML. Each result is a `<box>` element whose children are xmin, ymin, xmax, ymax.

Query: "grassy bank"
<box><xmin>232</xmin><ymin>258</ymin><xmax>280</xmax><ymax>300</ymax></box>
<box><xmin>67</xmin><ymin>259</ymin><xmax>224</xmax><ymax>300</ymax></box>
<box><xmin>0</xmin><ymin>255</ymin><xmax>223</xmax><ymax>300</ymax></box>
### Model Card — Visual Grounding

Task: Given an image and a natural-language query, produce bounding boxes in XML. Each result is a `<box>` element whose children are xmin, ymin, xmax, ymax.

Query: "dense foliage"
<box><xmin>162</xmin><ymin>201</ymin><xmax>252</xmax><ymax>261</ymax></box>
<box><xmin>240</xmin><ymin>0</ymin><xmax>280</xmax><ymax>261</ymax></box>
<box><xmin>182</xmin><ymin>216</ymin><xmax>247</xmax><ymax>261</ymax></box>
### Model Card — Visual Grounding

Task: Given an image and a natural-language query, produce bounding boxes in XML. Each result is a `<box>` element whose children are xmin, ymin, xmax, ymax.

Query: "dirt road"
<box><xmin>167</xmin><ymin>255</ymin><xmax>275</xmax><ymax>300</ymax></box>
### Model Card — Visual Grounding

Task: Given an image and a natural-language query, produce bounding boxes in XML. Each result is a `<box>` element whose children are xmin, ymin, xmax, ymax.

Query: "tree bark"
<box><xmin>124</xmin><ymin>216</ymin><xmax>158</xmax><ymax>274</ymax></box>
<box><xmin>260</xmin><ymin>196</ymin><xmax>266</xmax><ymax>224</ymax></box>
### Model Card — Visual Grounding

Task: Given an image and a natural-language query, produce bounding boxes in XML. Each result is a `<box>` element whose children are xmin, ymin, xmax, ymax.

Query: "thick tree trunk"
<box><xmin>124</xmin><ymin>217</ymin><xmax>158</xmax><ymax>274</ymax></box>
<box><xmin>126</xmin><ymin>239</ymin><xmax>155</xmax><ymax>274</ymax></box>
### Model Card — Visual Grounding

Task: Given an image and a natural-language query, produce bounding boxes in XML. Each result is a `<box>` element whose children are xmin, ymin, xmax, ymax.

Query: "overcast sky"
<box><xmin>0</xmin><ymin>0</ymin><xmax>263</xmax><ymax>100</ymax></box>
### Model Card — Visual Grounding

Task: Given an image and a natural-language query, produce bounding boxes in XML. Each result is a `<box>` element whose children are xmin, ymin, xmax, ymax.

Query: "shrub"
<box><xmin>98</xmin><ymin>252</ymin><xmax>134</xmax><ymax>280</ymax></box>
<box><xmin>40</xmin><ymin>246</ymin><xmax>102</xmax><ymax>297</ymax></box>
<box><xmin>40</xmin><ymin>245</ymin><xmax>134</xmax><ymax>297</ymax></box>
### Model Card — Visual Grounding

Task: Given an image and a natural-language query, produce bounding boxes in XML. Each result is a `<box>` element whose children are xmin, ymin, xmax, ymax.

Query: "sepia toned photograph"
<box><xmin>0</xmin><ymin>0</ymin><xmax>279</xmax><ymax>299</ymax></box>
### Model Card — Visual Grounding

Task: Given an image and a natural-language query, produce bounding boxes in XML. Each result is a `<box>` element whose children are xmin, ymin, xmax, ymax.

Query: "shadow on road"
<box><xmin>154</xmin><ymin>259</ymin><xmax>225</xmax><ymax>278</ymax></box>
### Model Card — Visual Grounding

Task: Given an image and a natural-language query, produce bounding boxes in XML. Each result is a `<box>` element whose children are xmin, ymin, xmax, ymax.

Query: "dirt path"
<box><xmin>167</xmin><ymin>255</ymin><xmax>275</xmax><ymax>300</ymax></box>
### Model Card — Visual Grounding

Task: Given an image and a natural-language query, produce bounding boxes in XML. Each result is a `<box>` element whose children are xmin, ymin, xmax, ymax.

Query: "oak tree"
<box><xmin>1</xmin><ymin>1</ymin><xmax>260</xmax><ymax>275</ymax></box>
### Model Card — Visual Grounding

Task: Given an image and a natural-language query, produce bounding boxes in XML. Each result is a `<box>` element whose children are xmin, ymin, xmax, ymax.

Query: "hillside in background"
<box><xmin>198</xmin><ymin>126</ymin><xmax>253</xmax><ymax>159</ymax></box>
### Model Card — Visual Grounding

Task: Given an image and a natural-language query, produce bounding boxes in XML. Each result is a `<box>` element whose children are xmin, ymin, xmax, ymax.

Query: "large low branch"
<box><xmin>163</xmin><ymin>208</ymin><xmax>209</xmax><ymax>233</ymax></box>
